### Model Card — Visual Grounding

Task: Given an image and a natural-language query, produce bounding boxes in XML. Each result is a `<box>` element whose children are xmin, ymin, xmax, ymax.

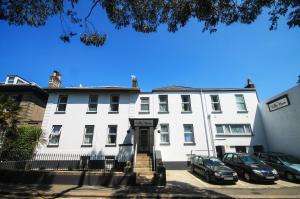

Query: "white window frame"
<box><xmin>140</xmin><ymin>97</ymin><xmax>150</xmax><ymax>112</ymax></box>
<box><xmin>235</xmin><ymin>94</ymin><xmax>247</xmax><ymax>112</ymax></box>
<box><xmin>160</xmin><ymin>124</ymin><xmax>170</xmax><ymax>144</ymax></box>
<box><xmin>105</xmin><ymin>156</ymin><xmax>115</xmax><ymax>170</ymax></box>
<box><xmin>107</xmin><ymin>125</ymin><xmax>117</xmax><ymax>145</ymax></box>
<box><xmin>210</xmin><ymin>95</ymin><xmax>222</xmax><ymax>112</ymax></box>
<box><xmin>158</xmin><ymin>95</ymin><xmax>169</xmax><ymax>112</ymax></box>
<box><xmin>215</xmin><ymin>124</ymin><xmax>252</xmax><ymax>135</ymax></box>
<box><xmin>56</xmin><ymin>95</ymin><xmax>68</xmax><ymax>112</ymax></box>
<box><xmin>110</xmin><ymin>95</ymin><xmax>119</xmax><ymax>112</ymax></box>
<box><xmin>181</xmin><ymin>95</ymin><xmax>192</xmax><ymax>112</ymax></box>
<box><xmin>87</xmin><ymin>95</ymin><xmax>98</xmax><ymax>112</ymax></box>
<box><xmin>48</xmin><ymin>125</ymin><xmax>62</xmax><ymax>146</ymax></box>
<box><xmin>183</xmin><ymin>124</ymin><xmax>195</xmax><ymax>144</ymax></box>
<box><xmin>82</xmin><ymin>125</ymin><xmax>94</xmax><ymax>146</ymax></box>
<box><xmin>7</xmin><ymin>76</ymin><xmax>15</xmax><ymax>84</ymax></box>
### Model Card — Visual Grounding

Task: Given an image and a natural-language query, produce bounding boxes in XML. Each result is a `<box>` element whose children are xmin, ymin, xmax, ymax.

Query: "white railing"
<box><xmin>133</xmin><ymin>143</ymin><xmax>137</xmax><ymax>168</ymax></box>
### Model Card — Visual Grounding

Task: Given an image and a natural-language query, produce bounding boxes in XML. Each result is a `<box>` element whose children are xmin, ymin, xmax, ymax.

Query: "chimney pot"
<box><xmin>131</xmin><ymin>75</ymin><xmax>138</xmax><ymax>88</ymax></box>
<box><xmin>245</xmin><ymin>78</ymin><xmax>255</xmax><ymax>88</ymax></box>
<box><xmin>48</xmin><ymin>70</ymin><xmax>62</xmax><ymax>88</ymax></box>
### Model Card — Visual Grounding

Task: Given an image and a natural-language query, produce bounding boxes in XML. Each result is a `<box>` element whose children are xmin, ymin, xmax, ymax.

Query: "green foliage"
<box><xmin>1</xmin><ymin>126</ymin><xmax>46</xmax><ymax>161</ymax></box>
<box><xmin>0</xmin><ymin>95</ymin><xmax>19</xmax><ymax>136</ymax></box>
<box><xmin>0</xmin><ymin>0</ymin><xmax>299</xmax><ymax>46</ymax></box>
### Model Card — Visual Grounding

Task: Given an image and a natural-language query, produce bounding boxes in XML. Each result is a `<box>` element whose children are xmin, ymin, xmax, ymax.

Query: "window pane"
<box><xmin>159</xmin><ymin>95</ymin><xmax>167</xmax><ymax>102</ymax></box>
<box><xmin>245</xmin><ymin>125</ymin><xmax>252</xmax><ymax>134</ymax></box>
<box><xmin>159</xmin><ymin>104</ymin><xmax>168</xmax><ymax>112</ymax></box>
<box><xmin>111</xmin><ymin>104</ymin><xmax>119</xmax><ymax>112</ymax></box>
<box><xmin>90</xmin><ymin>95</ymin><xmax>98</xmax><ymax>103</ymax></box>
<box><xmin>49</xmin><ymin>134</ymin><xmax>60</xmax><ymax>145</ymax></box>
<box><xmin>111</xmin><ymin>96</ymin><xmax>119</xmax><ymax>103</ymax></box>
<box><xmin>184</xmin><ymin>125</ymin><xmax>192</xmax><ymax>133</ymax></box>
<box><xmin>182</xmin><ymin>103</ymin><xmax>191</xmax><ymax>111</ymax></box>
<box><xmin>237</xmin><ymin>103</ymin><xmax>247</xmax><ymax>111</ymax></box>
<box><xmin>109</xmin><ymin>126</ymin><xmax>117</xmax><ymax>134</ymax></box>
<box><xmin>160</xmin><ymin>125</ymin><xmax>168</xmax><ymax>132</ymax></box>
<box><xmin>211</xmin><ymin>95</ymin><xmax>219</xmax><ymax>102</ymax></box>
<box><xmin>85</xmin><ymin>125</ymin><xmax>94</xmax><ymax>134</ymax></box>
<box><xmin>59</xmin><ymin>96</ymin><xmax>68</xmax><ymax>103</ymax></box>
<box><xmin>108</xmin><ymin>135</ymin><xmax>116</xmax><ymax>144</ymax></box>
<box><xmin>216</xmin><ymin>125</ymin><xmax>223</xmax><ymax>134</ymax></box>
<box><xmin>141</xmin><ymin>104</ymin><xmax>149</xmax><ymax>111</ymax></box>
<box><xmin>88</xmin><ymin>104</ymin><xmax>97</xmax><ymax>112</ymax></box>
<box><xmin>161</xmin><ymin>134</ymin><xmax>169</xmax><ymax>143</ymax></box>
<box><xmin>212</xmin><ymin>103</ymin><xmax>221</xmax><ymax>111</ymax></box>
<box><xmin>182</xmin><ymin>95</ymin><xmax>190</xmax><ymax>103</ymax></box>
<box><xmin>83</xmin><ymin>135</ymin><xmax>93</xmax><ymax>144</ymax></box>
<box><xmin>224</xmin><ymin>125</ymin><xmax>230</xmax><ymax>134</ymax></box>
<box><xmin>141</xmin><ymin>97</ymin><xmax>149</xmax><ymax>103</ymax></box>
<box><xmin>235</xmin><ymin>95</ymin><xmax>244</xmax><ymax>103</ymax></box>
<box><xmin>184</xmin><ymin>133</ymin><xmax>193</xmax><ymax>143</ymax></box>
<box><xmin>57</xmin><ymin>104</ymin><xmax>66</xmax><ymax>112</ymax></box>
<box><xmin>231</xmin><ymin>125</ymin><xmax>245</xmax><ymax>134</ymax></box>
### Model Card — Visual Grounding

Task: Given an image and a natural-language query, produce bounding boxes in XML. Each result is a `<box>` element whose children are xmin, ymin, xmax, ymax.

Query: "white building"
<box><xmin>259</xmin><ymin>79</ymin><xmax>300</xmax><ymax>159</ymax></box>
<box><xmin>38</xmin><ymin>73</ymin><xmax>267</xmax><ymax>170</ymax></box>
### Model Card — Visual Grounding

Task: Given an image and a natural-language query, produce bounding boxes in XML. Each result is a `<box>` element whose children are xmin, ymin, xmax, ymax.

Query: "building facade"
<box><xmin>259</xmin><ymin>81</ymin><xmax>300</xmax><ymax>159</ymax></box>
<box><xmin>37</xmin><ymin>74</ymin><xmax>267</xmax><ymax>169</ymax></box>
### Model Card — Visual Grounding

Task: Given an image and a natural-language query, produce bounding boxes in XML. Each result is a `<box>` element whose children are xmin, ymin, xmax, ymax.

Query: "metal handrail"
<box><xmin>133</xmin><ymin>143</ymin><xmax>137</xmax><ymax>168</ymax></box>
<box><xmin>152</xmin><ymin>145</ymin><xmax>156</xmax><ymax>171</ymax></box>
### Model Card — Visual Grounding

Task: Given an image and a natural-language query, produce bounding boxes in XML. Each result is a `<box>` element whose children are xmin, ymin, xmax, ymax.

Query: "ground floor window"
<box><xmin>160</xmin><ymin>124</ymin><xmax>170</xmax><ymax>144</ymax></box>
<box><xmin>107</xmin><ymin>125</ymin><xmax>117</xmax><ymax>145</ymax></box>
<box><xmin>48</xmin><ymin>125</ymin><xmax>62</xmax><ymax>146</ymax></box>
<box><xmin>105</xmin><ymin>156</ymin><xmax>115</xmax><ymax>170</ymax></box>
<box><xmin>184</xmin><ymin>124</ymin><xmax>194</xmax><ymax>144</ymax></box>
<box><xmin>235</xmin><ymin>146</ymin><xmax>247</xmax><ymax>153</ymax></box>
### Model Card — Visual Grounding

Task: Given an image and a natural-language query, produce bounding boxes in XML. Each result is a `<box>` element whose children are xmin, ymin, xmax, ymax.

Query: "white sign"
<box><xmin>268</xmin><ymin>95</ymin><xmax>289</xmax><ymax>112</ymax></box>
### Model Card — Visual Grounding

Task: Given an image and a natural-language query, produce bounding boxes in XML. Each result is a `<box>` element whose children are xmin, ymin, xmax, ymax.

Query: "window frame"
<box><xmin>82</xmin><ymin>125</ymin><xmax>94</xmax><ymax>146</ymax></box>
<box><xmin>87</xmin><ymin>95</ymin><xmax>98</xmax><ymax>113</ymax></box>
<box><xmin>56</xmin><ymin>95</ymin><xmax>68</xmax><ymax>113</ymax></box>
<box><xmin>183</xmin><ymin>124</ymin><xmax>195</xmax><ymax>144</ymax></box>
<box><xmin>48</xmin><ymin>125</ymin><xmax>62</xmax><ymax>146</ymax></box>
<box><xmin>7</xmin><ymin>76</ymin><xmax>15</xmax><ymax>84</ymax></box>
<box><xmin>109</xmin><ymin>95</ymin><xmax>119</xmax><ymax>113</ymax></box>
<box><xmin>235</xmin><ymin>94</ymin><xmax>248</xmax><ymax>112</ymax></box>
<box><xmin>160</xmin><ymin>124</ymin><xmax>170</xmax><ymax>145</ymax></box>
<box><xmin>107</xmin><ymin>125</ymin><xmax>117</xmax><ymax>146</ymax></box>
<box><xmin>210</xmin><ymin>95</ymin><xmax>222</xmax><ymax>113</ymax></box>
<box><xmin>140</xmin><ymin>97</ymin><xmax>150</xmax><ymax>113</ymax></box>
<box><xmin>158</xmin><ymin>95</ymin><xmax>169</xmax><ymax>113</ymax></box>
<box><xmin>215</xmin><ymin>124</ymin><xmax>253</xmax><ymax>136</ymax></box>
<box><xmin>181</xmin><ymin>95</ymin><xmax>192</xmax><ymax>113</ymax></box>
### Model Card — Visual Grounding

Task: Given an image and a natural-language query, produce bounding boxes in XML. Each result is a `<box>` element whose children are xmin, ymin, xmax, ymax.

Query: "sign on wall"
<box><xmin>134</xmin><ymin>120</ymin><xmax>154</xmax><ymax>127</ymax></box>
<box><xmin>267</xmin><ymin>95</ymin><xmax>290</xmax><ymax>112</ymax></box>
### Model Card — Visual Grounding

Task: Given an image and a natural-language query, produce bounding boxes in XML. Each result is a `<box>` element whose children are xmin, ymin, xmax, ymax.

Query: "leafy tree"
<box><xmin>0</xmin><ymin>0</ymin><xmax>299</xmax><ymax>47</ymax></box>
<box><xmin>0</xmin><ymin>95</ymin><xmax>19</xmax><ymax>138</ymax></box>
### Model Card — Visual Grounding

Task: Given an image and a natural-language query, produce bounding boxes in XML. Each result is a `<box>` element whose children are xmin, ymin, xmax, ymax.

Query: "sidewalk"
<box><xmin>1</xmin><ymin>183</ymin><xmax>300</xmax><ymax>198</ymax></box>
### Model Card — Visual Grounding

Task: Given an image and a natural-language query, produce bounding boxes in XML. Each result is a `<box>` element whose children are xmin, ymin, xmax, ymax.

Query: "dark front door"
<box><xmin>216</xmin><ymin>146</ymin><xmax>225</xmax><ymax>160</ymax></box>
<box><xmin>138</xmin><ymin>128</ymin><xmax>149</xmax><ymax>153</ymax></box>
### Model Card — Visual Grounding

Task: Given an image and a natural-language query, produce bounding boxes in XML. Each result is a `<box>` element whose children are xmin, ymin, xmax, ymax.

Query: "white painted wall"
<box><xmin>259</xmin><ymin>84</ymin><xmax>300</xmax><ymax>159</ymax></box>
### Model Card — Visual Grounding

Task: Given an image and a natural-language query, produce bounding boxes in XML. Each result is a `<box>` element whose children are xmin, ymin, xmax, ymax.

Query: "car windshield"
<box><xmin>279</xmin><ymin>155</ymin><xmax>300</xmax><ymax>164</ymax></box>
<box><xmin>203</xmin><ymin>158</ymin><xmax>225</xmax><ymax>166</ymax></box>
<box><xmin>240</xmin><ymin>155</ymin><xmax>262</xmax><ymax>165</ymax></box>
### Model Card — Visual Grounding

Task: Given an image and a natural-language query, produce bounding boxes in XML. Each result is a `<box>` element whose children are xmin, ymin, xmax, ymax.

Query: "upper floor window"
<box><xmin>160</xmin><ymin>124</ymin><xmax>170</xmax><ymax>144</ymax></box>
<box><xmin>7</xmin><ymin>76</ymin><xmax>14</xmax><ymax>84</ymax></box>
<box><xmin>82</xmin><ymin>125</ymin><xmax>94</xmax><ymax>146</ymax></box>
<box><xmin>140</xmin><ymin>97</ymin><xmax>150</xmax><ymax>112</ymax></box>
<box><xmin>184</xmin><ymin>124</ymin><xmax>194</xmax><ymax>144</ymax></box>
<box><xmin>235</xmin><ymin>94</ymin><xmax>247</xmax><ymax>112</ymax></box>
<box><xmin>210</xmin><ymin>95</ymin><xmax>221</xmax><ymax>112</ymax></box>
<box><xmin>181</xmin><ymin>95</ymin><xmax>192</xmax><ymax>112</ymax></box>
<box><xmin>107</xmin><ymin>125</ymin><xmax>117</xmax><ymax>145</ymax></box>
<box><xmin>56</xmin><ymin>95</ymin><xmax>68</xmax><ymax>112</ymax></box>
<box><xmin>216</xmin><ymin>124</ymin><xmax>252</xmax><ymax>135</ymax></box>
<box><xmin>88</xmin><ymin>95</ymin><xmax>98</xmax><ymax>112</ymax></box>
<box><xmin>110</xmin><ymin>95</ymin><xmax>119</xmax><ymax>112</ymax></box>
<box><xmin>159</xmin><ymin>95</ymin><xmax>168</xmax><ymax>112</ymax></box>
<box><xmin>48</xmin><ymin>125</ymin><xmax>62</xmax><ymax>146</ymax></box>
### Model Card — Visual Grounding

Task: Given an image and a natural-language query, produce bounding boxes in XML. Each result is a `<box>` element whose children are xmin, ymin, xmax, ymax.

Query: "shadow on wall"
<box><xmin>249</xmin><ymin>106</ymin><xmax>268</xmax><ymax>154</ymax></box>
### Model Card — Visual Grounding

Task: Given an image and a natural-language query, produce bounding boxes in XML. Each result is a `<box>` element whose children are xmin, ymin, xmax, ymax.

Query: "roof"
<box><xmin>0</xmin><ymin>84</ymin><xmax>48</xmax><ymax>101</ymax></box>
<box><xmin>152</xmin><ymin>85</ymin><xmax>256</xmax><ymax>92</ymax></box>
<box><xmin>45</xmin><ymin>86</ymin><xmax>140</xmax><ymax>93</ymax></box>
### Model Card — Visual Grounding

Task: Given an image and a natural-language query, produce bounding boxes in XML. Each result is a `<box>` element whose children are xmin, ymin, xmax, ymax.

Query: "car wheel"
<box><xmin>205</xmin><ymin>172</ymin><xmax>211</xmax><ymax>183</ymax></box>
<box><xmin>286</xmin><ymin>172</ymin><xmax>295</xmax><ymax>181</ymax></box>
<box><xmin>244</xmin><ymin>172</ymin><xmax>251</xmax><ymax>182</ymax></box>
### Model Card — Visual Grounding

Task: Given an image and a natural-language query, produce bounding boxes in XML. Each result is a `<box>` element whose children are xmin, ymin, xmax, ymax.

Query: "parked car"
<box><xmin>190</xmin><ymin>155</ymin><xmax>238</xmax><ymax>184</ymax></box>
<box><xmin>222</xmin><ymin>153</ymin><xmax>279</xmax><ymax>183</ymax></box>
<box><xmin>256</xmin><ymin>152</ymin><xmax>300</xmax><ymax>181</ymax></box>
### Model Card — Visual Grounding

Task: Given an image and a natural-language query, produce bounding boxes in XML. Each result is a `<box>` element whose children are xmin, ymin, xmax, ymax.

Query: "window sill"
<box><xmin>212</xmin><ymin>111</ymin><xmax>222</xmax><ymax>114</ymax></box>
<box><xmin>54</xmin><ymin>111</ymin><xmax>65</xmax><ymax>114</ymax></box>
<box><xmin>237</xmin><ymin>110</ymin><xmax>248</xmax><ymax>114</ymax></box>
<box><xmin>47</xmin><ymin>144</ymin><xmax>59</xmax><ymax>147</ymax></box>
<box><xmin>158</xmin><ymin>111</ymin><xmax>169</xmax><ymax>114</ymax></box>
<box><xmin>119</xmin><ymin>143</ymin><xmax>133</xmax><ymax>146</ymax></box>
<box><xmin>105</xmin><ymin>144</ymin><xmax>117</xmax><ymax>147</ymax></box>
<box><xmin>184</xmin><ymin>142</ymin><xmax>196</xmax><ymax>146</ymax></box>
<box><xmin>81</xmin><ymin>144</ymin><xmax>93</xmax><ymax>147</ymax></box>
<box><xmin>86</xmin><ymin>111</ymin><xmax>97</xmax><ymax>114</ymax></box>
<box><xmin>181</xmin><ymin>111</ymin><xmax>192</xmax><ymax>114</ymax></box>
<box><xmin>216</xmin><ymin>133</ymin><xmax>253</xmax><ymax>137</ymax></box>
<box><xmin>108</xmin><ymin>111</ymin><xmax>119</xmax><ymax>114</ymax></box>
<box><xmin>139</xmin><ymin>111</ymin><xmax>150</xmax><ymax>114</ymax></box>
<box><xmin>160</xmin><ymin>143</ymin><xmax>170</xmax><ymax>146</ymax></box>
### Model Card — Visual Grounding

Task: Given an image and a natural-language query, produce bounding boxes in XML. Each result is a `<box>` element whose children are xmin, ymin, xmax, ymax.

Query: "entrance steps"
<box><xmin>134</xmin><ymin>153</ymin><xmax>153</xmax><ymax>185</ymax></box>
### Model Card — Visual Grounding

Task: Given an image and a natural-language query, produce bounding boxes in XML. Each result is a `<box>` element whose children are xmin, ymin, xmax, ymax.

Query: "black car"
<box><xmin>190</xmin><ymin>155</ymin><xmax>238</xmax><ymax>184</ymax></box>
<box><xmin>223</xmin><ymin>153</ymin><xmax>279</xmax><ymax>183</ymax></box>
<box><xmin>256</xmin><ymin>152</ymin><xmax>300</xmax><ymax>181</ymax></box>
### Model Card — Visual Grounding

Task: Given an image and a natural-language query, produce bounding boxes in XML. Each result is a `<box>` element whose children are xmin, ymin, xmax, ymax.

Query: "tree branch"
<box><xmin>85</xmin><ymin>0</ymin><xmax>101</xmax><ymax>21</ymax></box>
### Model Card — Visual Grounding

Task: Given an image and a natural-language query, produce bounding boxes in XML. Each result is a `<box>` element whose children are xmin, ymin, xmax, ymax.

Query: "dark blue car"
<box><xmin>257</xmin><ymin>152</ymin><xmax>300</xmax><ymax>181</ymax></box>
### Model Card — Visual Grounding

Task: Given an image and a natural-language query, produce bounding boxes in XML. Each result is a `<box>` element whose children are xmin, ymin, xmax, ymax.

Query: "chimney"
<box><xmin>131</xmin><ymin>75</ymin><xmax>138</xmax><ymax>88</ymax></box>
<box><xmin>48</xmin><ymin>70</ymin><xmax>61</xmax><ymax>88</ymax></box>
<box><xmin>245</xmin><ymin>78</ymin><xmax>255</xmax><ymax>88</ymax></box>
<box><xmin>297</xmin><ymin>75</ymin><xmax>300</xmax><ymax>84</ymax></box>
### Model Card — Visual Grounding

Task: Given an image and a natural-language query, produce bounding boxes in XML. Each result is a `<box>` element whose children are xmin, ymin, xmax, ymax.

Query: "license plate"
<box><xmin>266</xmin><ymin>176</ymin><xmax>275</xmax><ymax>179</ymax></box>
<box><xmin>224</xmin><ymin>177</ymin><xmax>233</xmax><ymax>180</ymax></box>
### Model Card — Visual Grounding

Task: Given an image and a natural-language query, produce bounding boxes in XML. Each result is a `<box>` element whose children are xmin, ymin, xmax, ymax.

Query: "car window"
<box><xmin>198</xmin><ymin>157</ymin><xmax>203</xmax><ymax>165</ymax></box>
<box><xmin>232</xmin><ymin>155</ymin><xmax>240</xmax><ymax>163</ymax></box>
<box><xmin>269</xmin><ymin>156</ymin><xmax>279</xmax><ymax>163</ymax></box>
<box><xmin>224</xmin><ymin>154</ymin><xmax>233</xmax><ymax>162</ymax></box>
<box><xmin>279</xmin><ymin>155</ymin><xmax>300</xmax><ymax>164</ymax></box>
<box><xmin>240</xmin><ymin>155</ymin><xmax>263</xmax><ymax>164</ymax></box>
<box><xmin>203</xmin><ymin>158</ymin><xmax>225</xmax><ymax>166</ymax></box>
<box><xmin>259</xmin><ymin>153</ymin><xmax>269</xmax><ymax>161</ymax></box>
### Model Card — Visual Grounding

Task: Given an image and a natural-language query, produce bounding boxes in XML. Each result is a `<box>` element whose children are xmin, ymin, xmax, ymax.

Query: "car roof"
<box><xmin>224</xmin><ymin>152</ymin><xmax>247</xmax><ymax>155</ymax></box>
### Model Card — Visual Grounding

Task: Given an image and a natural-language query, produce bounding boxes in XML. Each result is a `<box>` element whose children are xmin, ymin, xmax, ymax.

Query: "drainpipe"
<box><xmin>207</xmin><ymin>114</ymin><xmax>216</xmax><ymax>157</ymax></box>
<box><xmin>200</xmin><ymin>90</ymin><xmax>211</xmax><ymax>156</ymax></box>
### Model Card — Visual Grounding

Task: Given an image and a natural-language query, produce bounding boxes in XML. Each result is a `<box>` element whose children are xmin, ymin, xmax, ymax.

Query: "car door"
<box><xmin>223</xmin><ymin>153</ymin><xmax>234</xmax><ymax>168</ymax></box>
<box><xmin>197</xmin><ymin>157</ymin><xmax>206</xmax><ymax>177</ymax></box>
<box><xmin>269</xmin><ymin>155</ymin><xmax>284</xmax><ymax>175</ymax></box>
<box><xmin>232</xmin><ymin>154</ymin><xmax>243</xmax><ymax>175</ymax></box>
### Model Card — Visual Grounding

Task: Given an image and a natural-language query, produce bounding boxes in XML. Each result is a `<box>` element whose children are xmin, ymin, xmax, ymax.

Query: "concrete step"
<box><xmin>135</xmin><ymin>164</ymin><xmax>152</xmax><ymax>168</ymax></box>
<box><xmin>134</xmin><ymin>168</ymin><xmax>152</xmax><ymax>172</ymax></box>
<box><xmin>136</xmin><ymin>156</ymin><xmax>151</xmax><ymax>160</ymax></box>
<box><xmin>135</xmin><ymin>171</ymin><xmax>154</xmax><ymax>176</ymax></box>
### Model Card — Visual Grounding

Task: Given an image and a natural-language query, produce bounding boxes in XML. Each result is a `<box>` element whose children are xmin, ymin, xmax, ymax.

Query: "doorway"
<box><xmin>138</xmin><ymin>128</ymin><xmax>150</xmax><ymax>153</ymax></box>
<box><xmin>216</xmin><ymin>146</ymin><xmax>225</xmax><ymax>160</ymax></box>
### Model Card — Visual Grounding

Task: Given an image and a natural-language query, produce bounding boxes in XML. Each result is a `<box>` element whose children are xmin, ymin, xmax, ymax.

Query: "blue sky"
<box><xmin>0</xmin><ymin>4</ymin><xmax>299</xmax><ymax>100</ymax></box>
